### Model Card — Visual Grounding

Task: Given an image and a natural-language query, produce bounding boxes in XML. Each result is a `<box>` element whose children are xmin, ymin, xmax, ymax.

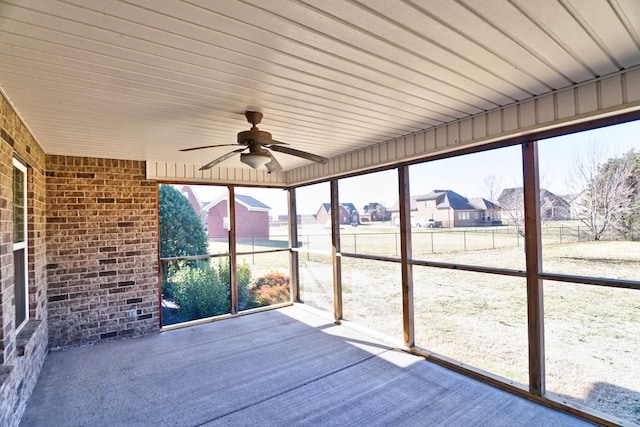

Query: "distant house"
<box><xmin>389</xmin><ymin>197</ymin><xmax>418</xmax><ymax>226</ymax></box>
<box><xmin>360</xmin><ymin>202</ymin><xmax>392</xmax><ymax>222</ymax></box>
<box><xmin>391</xmin><ymin>190</ymin><xmax>502</xmax><ymax>227</ymax></box>
<box><xmin>498</xmin><ymin>188</ymin><xmax>570</xmax><ymax>221</ymax></box>
<box><xmin>204</xmin><ymin>194</ymin><xmax>271</xmax><ymax>239</ymax></box>
<box><xmin>316</xmin><ymin>203</ymin><xmax>360</xmax><ymax>225</ymax></box>
<box><xmin>178</xmin><ymin>185</ymin><xmax>204</xmax><ymax>218</ymax></box>
<box><xmin>468</xmin><ymin>198</ymin><xmax>502</xmax><ymax>224</ymax></box>
<box><xmin>271</xmin><ymin>214</ymin><xmax>301</xmax><ymax>226</ymax></box>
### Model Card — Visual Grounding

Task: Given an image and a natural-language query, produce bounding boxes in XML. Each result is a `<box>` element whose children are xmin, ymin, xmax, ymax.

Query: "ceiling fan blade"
<box><xmin>268</xmin><ymin>139</ymin><xmax>289</xmax><ymax>145</ymax></box>
<box><xmin>264</xmin><ymin>151</ymin><xmax>283</xmax><ymax>173</ymax></box>
<box><xmin>180</xmin><ymin>144</ymin><xmax>239</xmax><ymax>152</ymax></box>
<box><xmin>267</xmin><ymin>144</ymin><xmax>328</xmax><ymax>164</ymax></box>
<box><xmin>199</xmin><ymin>148</ymin><xmax>247</xmax><ymax>170</ymax></box>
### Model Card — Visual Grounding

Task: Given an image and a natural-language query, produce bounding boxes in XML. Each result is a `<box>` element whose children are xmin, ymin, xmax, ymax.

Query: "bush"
<box><xmin>171</xmin><ymin>260</ymin><xmax>254</xmax><ymax>320</ymax></box>
<box><xmin>172</xmin><ymin>263</ymin><xmax>230</xmax><ymax>320</ymax></box>
<box><xmin>212</xmin><ymin>259</ymin><xmax>253</xmax><ymax>311</ymax></box>
<box><xmin>169</xmin><ymin>261</ymin><xmax>290</xmax><ymax>319</ymax></box>
<box><xmin>249</xmin><ymin>272</ymin><xmax>290</xmax><ymax>307</ymax></box>
<box><xmin>162</xmin><ymin>278</ymin><xmax>177</xmax><ymax>300</ymax></box>
<box><xmin>162</xmin><ymin>259</ymin><xmax>208</xmax><ymax>300</ymax></box>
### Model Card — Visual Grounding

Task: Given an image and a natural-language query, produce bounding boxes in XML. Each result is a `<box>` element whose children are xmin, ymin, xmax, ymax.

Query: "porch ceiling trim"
<box><xmin>148</xmin><ymin>67</ymin><xmax>640</xmax><ymax>185</ymax></box>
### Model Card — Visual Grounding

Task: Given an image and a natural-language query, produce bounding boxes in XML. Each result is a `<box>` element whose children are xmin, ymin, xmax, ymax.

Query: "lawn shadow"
<box><xmin>558</xmin><ymin>381</ymin><xmax>640</xmax><ymax>425</ymax></box>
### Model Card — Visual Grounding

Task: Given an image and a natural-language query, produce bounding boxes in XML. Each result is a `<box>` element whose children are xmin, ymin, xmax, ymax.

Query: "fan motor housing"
<box><xmin>237</xmin><ymin>129</ymin><xmax>272</xmax><ymax>145</ymax></box>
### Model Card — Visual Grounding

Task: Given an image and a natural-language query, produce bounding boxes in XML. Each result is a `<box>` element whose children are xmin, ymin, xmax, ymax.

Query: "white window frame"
<box><xmin>13</xmin><ymin>158</ymin><xmax>28</xmax><ymax>331</ymax></box>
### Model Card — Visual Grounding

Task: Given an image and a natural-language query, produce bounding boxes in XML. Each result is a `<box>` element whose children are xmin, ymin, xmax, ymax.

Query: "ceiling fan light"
<box><xmin>240</xmin><ymin>151</ymin><xmax>271</xmax><ymax>169</ymax></box>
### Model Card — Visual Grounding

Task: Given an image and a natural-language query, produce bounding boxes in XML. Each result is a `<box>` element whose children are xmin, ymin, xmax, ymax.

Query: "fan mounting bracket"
<box><xmin>245</xmin><ymin>111</ymin><xmax>263</xmax><ymax>126</ymax></box>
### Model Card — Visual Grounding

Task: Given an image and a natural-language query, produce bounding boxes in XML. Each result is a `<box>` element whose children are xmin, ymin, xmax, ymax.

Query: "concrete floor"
<box><xmin>20</xmin><ymin>305</ymin><xmax>594</xmax><ymax>426</ymax></box>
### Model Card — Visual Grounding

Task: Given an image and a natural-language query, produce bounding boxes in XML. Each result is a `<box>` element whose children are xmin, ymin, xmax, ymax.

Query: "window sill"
<box><xmin>0</xmin><ymin>365</ymin><xmax>11</xmax><ymax>387</ymax></box>
<box><xmin>16</xmin><ymin>319</ymin><xmax>42</xmax><ymax>357</ymax></box>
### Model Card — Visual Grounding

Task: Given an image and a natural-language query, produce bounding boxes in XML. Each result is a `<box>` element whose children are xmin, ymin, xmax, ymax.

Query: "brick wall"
<box><xmin>207</xmin><ymin>200</ymin><xmax>269</xmax><ymax>238</ymax></box>
<box><xmin>316</xmin><ymin>206</ymin><xmax>330</xmax><ymax>225</ymax></box>
<box><xmin>0</xmin><ymin>92</ymin><xmax>160</xmax><ymax>425</ymax></box>
<box><xmin>46</xmin><ymin>156</ymin><xmax>159</xmax><ymax>348</ymax></box>
<box><xmin>0</xmin><ymin>93</ymin><xmax>48</xmax><ymax>426</ymax></box>
<box><xmin>179</xmin><ymin>185</ymin><xmax>202</xmax><ymax>217</ymax></box>
<box><xmin>235</xmin><ymin>203</ymin><xmax>269</xmax><ymax>238</ymax></box>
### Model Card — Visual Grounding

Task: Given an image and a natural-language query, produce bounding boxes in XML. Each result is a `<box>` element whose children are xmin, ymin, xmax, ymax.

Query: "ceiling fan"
<box><xmin>180</xmin><ymin>111</ymin><xmax>329</xmax><ymax>172</ymax></box>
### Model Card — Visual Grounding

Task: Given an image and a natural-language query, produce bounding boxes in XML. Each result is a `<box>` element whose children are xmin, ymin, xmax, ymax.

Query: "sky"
<box><xmin>189</xmin><ymin>119</ymin><xmax>640</xmax><ymax>216</ymax></box>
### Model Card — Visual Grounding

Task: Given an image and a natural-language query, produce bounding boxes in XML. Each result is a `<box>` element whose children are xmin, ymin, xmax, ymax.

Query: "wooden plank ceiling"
<box><xmin>1</xmin><ymin>0</ymin><xmax>639</xmax><ymax>172</ymax></box>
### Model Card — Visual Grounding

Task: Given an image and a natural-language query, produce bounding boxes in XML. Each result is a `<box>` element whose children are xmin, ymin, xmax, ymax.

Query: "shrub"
<box><xmin>172</xmin><ymin>263</ymin><xmax>230</xmax><ymax>320</ymax></box>
<box><xmin>249</xmin><ymin>272</ymin><xmax>290</xmax><ymax>307</ymax></box>
<box><xmin>171</xmin><ymin>260</ymin><xmax>254</xmax><ymax>320</ymax></box>
<box><xmin>237</xmin><ymin>263</ymin><xmax>253</xmax><ymax>310</ymax></box>
<box><xmin>162</xmin><ymin>278</ymin><xmax>177</xmax><ymax>300</ymax></box>
<box><xmin>162</xmin><ymin>259</ymin><xmax>208</xmax><ymax>300</ymax></box>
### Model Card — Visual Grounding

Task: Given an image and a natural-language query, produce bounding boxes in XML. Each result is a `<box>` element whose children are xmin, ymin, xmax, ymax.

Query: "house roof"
<box><xmin>320</xmin><ymin>203</ymin><xmax>359</xmax><ymax>215</ymax></box>
<box><xmin>389</xmin><ymin>198</ymin><xmax>418</xmax><ymax>213</ymax></box>
<box><xmin>342</xmin><ymin>203</ymin><xmax>358</xmax><ymax>215</ymax></box>
<box><xmin>498</xmin><ymin>188</ymin><xmax>523</xmax><ymax>203</ymax></box>
<box><xmin>469</xmin><ymin>198</ymin><xmax>501</xmax><ymax>210</ymax></box>
<box><xmin>417</xmin><ymin>190</ymin><xmax>478</xmax><ymax>210</ymax></box>
<box><xmin>0</xmin><ymin>3</ymin><xmax>638</xmax><ymax>178</ymax></box>
<box><xmin>391</xmin><ymin>190</ymin><xmax>498</xmax><ymax>212</ymax></box>
<box><xmin>498</xmin><ymin>187</ymin><xmax>570</xmax><ymax>208</ymax></box>
<box><xmin>203</xmin><ymin>194</ymin><xmax>271</xmax><ymax>212</ymax></box>
<box><xmin>235</xmin><ymin>194</ymin><xmax>271</xmax><ymax>210</ymax></box>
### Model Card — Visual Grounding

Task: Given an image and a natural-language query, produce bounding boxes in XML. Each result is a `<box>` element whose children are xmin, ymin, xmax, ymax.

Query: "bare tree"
<box><xmin>480</xmin><ymin>175</ymin><xmax>503</xmax><ymax>202</ymax></box>
<box><xmin>570</xmin><ymin>144</ymin><xmax>635</xmax><ymax>240</ymax></box>
<box><xmin>611</xmin><ymin>150</ymin><xmax>640</xmax><ymax>237</ymax></box>
<box><xmin>498</xmin><ymin>186</ymin><xmax>525</xmax><ymax>238</ymax></box>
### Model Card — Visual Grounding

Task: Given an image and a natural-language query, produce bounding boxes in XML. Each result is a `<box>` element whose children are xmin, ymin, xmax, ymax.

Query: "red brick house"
<box><xmin>316</xmin><ymin>203</ymin><xmax>360</xmax><ymax>225</ymax></box>
<box><xmin>204</xmin><ymin>194</ymin><xmax>271</xmax><ymax>239</ymax></box>
<box><xmin>178</xmin><ymin>185</ymin><xmax>204</xmax><ymax>218</ymax></box>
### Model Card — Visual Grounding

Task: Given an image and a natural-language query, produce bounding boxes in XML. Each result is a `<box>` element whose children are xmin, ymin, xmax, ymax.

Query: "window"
<box><xmin>409</xmin><ymin>146</ymin><xmax>525</xmax><ymax>269</ymax></box>
<box><xmin>537</xmin><ymin>121</ymin><xmax>640</xmax><ymax>421</ymax></box>
<box><xmin>339</xmin><ymin>170</ymin><xmax>402</xmax><ymax>340</ymax></box>
<box><xmin>296</xmin><ymin>182</ymin><xmax>333</xmax><ymax>313</ymax></box>
<box><xmin>408</xmin><ymin>145</ymin><xmax>528</xmax><ymax>383</ymax></box>
<box><xmin>13</xmin><ymin>158</ymin><xmax>28</xmax><ymax>330</ymax></box>
<box><xmin>159</xmin><ymin>184</ymin><xmax>293</xmax><ymax>326</ymax></box>
<box><xmin>234</xmin><ymin>186</ymin><xmax>290</xmax><ymax>312</ymax></box>
<box><xmin>159</xmin><ymin>184</ymin><xmax>227</xmax><ymax>327</ymax></box>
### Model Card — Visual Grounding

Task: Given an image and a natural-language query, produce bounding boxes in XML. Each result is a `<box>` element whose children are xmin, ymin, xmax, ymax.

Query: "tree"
<box><xmin>480</xmin><ymin>175</ymin><xmax>503</xmax><ymax>203</ymax></box>
<box><xmin>604</xmin><ymin>149</ymin><xmax>640</xmax><ymax>238</ymax></box>
<box><xmin>497</xmin><ymin>187</ymin><xmax>525</xmax><ymax>238</ymax></box>
<box><xmin>570</xmin><ymin>145</ymin><xmax>636</xmax><ymax>241</ymax></box>
<box><xmin>158</xmin><ymin>184</ymin><xmax>208</xmax><ymax>258</ymax></box>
